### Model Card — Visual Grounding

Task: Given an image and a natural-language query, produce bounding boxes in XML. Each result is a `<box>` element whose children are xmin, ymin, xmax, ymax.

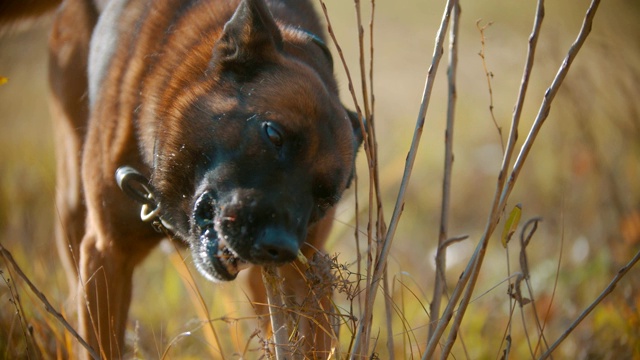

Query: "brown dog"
<box><xmin>9</xmin><ymin>0</ymin><xmax>362</xmax><ymax>357</ymax></box>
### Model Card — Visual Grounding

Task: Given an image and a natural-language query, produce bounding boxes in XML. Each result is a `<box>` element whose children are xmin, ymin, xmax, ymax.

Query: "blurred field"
<box><xmin>1</xmin><ymin>0</ymin><xmax>639</xmax><ymax>358</ymax></box>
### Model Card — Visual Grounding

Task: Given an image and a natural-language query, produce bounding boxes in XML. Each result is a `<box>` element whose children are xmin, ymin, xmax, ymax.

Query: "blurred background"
<box><xmin>1</xmin><ymin>0</ymin><xmax>639</xmax><ymax>358</ymax></box>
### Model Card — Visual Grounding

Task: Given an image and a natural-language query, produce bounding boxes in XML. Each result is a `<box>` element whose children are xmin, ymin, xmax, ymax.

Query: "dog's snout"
<box><xmin>252</xmin><ymin>226</ymin><xmax>299</xmax><ymax>263</ymax></box>
<box><xmin>193</xmin><ymin>188</ymin><xmax>308</xmax><ymax>265</ymax></box>
<box><xmin>193</xmin><ymin>191</ymin><xmax>216</xmax><ymax>229</ymax></box>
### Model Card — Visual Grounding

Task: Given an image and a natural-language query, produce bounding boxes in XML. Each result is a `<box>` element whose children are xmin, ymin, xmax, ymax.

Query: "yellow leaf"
<box><xmin>502</xmin><ymin>203</ymin><xmax>522</xmax><ymax>248</ymax></box>
<box><xmin>0</xmin><ymin>76</ymin><xmax>7</xmax><ymax>85</ymax></box>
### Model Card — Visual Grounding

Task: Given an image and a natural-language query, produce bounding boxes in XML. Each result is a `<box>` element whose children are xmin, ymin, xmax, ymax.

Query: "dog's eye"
<box><xmin>317</xmin><ymin>198</ymin><xmax>335</xmax><ymax>212</ymax></box>
<box><xmin>263</xmin><ymin>122</ymin><xmax>283</xmax><ymax>148</ymax></box>
<box><xmin>314</xmin><ymin>182</ymin><xmax>340</xmax><ymax>212</ymax></box>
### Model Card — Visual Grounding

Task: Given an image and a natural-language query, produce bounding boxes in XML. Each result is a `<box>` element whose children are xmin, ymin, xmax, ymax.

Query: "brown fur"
<box><xmin>24</xmin><ymin>0</ymin><xmax>361</xmax><ymax>358</ymax></box>
<box><xmin>0</xmin><ymin>0</ymin><xmax>62</xmax><ymax>24</ymax></box>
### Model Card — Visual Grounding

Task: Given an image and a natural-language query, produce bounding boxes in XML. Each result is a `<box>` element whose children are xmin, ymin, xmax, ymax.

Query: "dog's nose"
<box><xmin>252</xmin><ymin>226</ymin><xmax>299</xmax><ymax>263</ymax></box>
<box><xmin>193</xmin><ymin>191</ymin><xmax>216</xmax><ymax>229</ymax></box>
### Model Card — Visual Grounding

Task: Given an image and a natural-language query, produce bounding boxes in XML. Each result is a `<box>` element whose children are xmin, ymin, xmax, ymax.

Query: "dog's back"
<box><xmin>0</xmin><ymin>0</ymin><xmax>60</xmax><ymax>25</ymax></box>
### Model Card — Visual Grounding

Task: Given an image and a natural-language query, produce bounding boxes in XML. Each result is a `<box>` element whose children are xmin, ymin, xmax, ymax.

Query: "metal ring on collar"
<box><xmin>115</xmin><ymin>166</ymin><xmax>157</xmax><ymax>206</ymax></box>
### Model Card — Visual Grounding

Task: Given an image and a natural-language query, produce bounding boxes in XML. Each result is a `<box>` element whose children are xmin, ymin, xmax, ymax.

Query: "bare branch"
<box><xmin>168</xmin><ymin>239</ymin><xmax>225</xmax><ymax>358</ymax></box>
<box><xmin>426</xmin><ymin>0</ymin><xmax>601</xmax><ymax>356</ymax></box>
<box><xmin>500</xmin><ymin>0</ymin><xmax>600</xmax><ymax>208</ymax></box>
<box><xmin>262</xmin><ymin>266</ymin><xmax>296</xmax><ymax>359</ymax></box>
<box><xmin>429</xmin><ymin>0</ymin><xmax>461</xmax><ymax>340</ymax></box>
<box><xmin>0</xmin><ymin>243</ymin><xmax>100</xmax><ymax>360</ymax></box>
<box><xmin>351</xmin><ymin>0</ymin><xmax>455</xmax><ymax>356</ymax></box>
<box><xmin>539</xmin><ymin>246</ymin><xmax>640</xmax><ymax>359</ymax></box>
<box><xmin>476</xmin><ymin>19</ymin><xmax>504</xmax><ymax>153</ymax></box>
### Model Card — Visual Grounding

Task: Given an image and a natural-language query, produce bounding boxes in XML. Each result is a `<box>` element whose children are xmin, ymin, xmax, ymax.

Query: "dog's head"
<box><xmin>151</xmin><ymin>0</ymin><xmax>362</xmax><ymax>282</ymax></box>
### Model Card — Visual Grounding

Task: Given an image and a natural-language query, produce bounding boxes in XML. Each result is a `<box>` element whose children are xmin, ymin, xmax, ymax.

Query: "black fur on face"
<box><xmin>150</xmin><ymin>0</ymin><xmax>363</xmax><ymax>282</ymax></box>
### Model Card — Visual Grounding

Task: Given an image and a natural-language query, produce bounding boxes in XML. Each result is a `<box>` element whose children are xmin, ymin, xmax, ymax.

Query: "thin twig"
<box><xmin>0</xmin><ymin>268</ymin><xmax>38</xmax><ymax>359</ymax></box>
<box><xmin>394</xmin><ymin>275</ymin><xmax>430</xmax><ymax>357</ymax></box>
<box><xmin>518</xmin><ymin>219</ymin><xmax>539</xmax><ymax>358</ymax></box>
<box><xmin>439</xmin><ymin>235</ymin><xmax>469</xmax><ymax>252</ymax></box>
<box><xmin>317</xmin><ymin>0</ymin><xmax>371</xmax><ymax>164</ymax></box>
<box><xmin>502</xmin><ymin>206</ymin><xmax>518</xmax><ymax>359</ymax></box>
<box><xmin>497</xmin><ymin>294</ymin><xmax>517</xmax><ymax>360</ymax></box>
<box><xmin>262</xmin><ymin>266</ymin><xmax>294</xmax><ymax>359</ymax></box>
<box><xmin>354</xmin><ymin>0</ymin><xmax>370</xmax><ymax>121</ymax></box>
<box><xmin>500</xmin><ymin>0</ymin><xmax>599</xmax><ymax>208</ymax></box>
<box><xmin>519</xmin><ymin>218</ymin><xmax>552</xmax><ymax>356</ymax></box>
<box><xmin>353</xmin><ymin>1</ymin><xmax>391</xmax><ymax>356</ymax></box>
<box><xmin>505</xmin><ymin>0</ymin><xmax>545</xmax><ymax>178</ymax></box>
<box><xmin>383</xmin><ymin>267</ymin><xmax>394</xmax><ymax>358</ymax></box>
<box><xmin>317</xmin><ymin>4</ymin><xmax>376</xmax><ymax>355</ymax></box>
<box><xmin>539</xmin><ymin>246</ymin><xmax>640</xmax><ymax>359</ymax></box>
<box><xmin>167</xmin><ymin>240</ymin><xmax>225</xmax><ymax>358</ymax></box>
<box><xmin>0</xmin><ymin>242</ymin><xmax>100</xmax><ymax>360</ymax></box>
<box><xmin>351</xmin><ymin>0</ymin><xmax>455</xmax><ymax>356</ymax></box>
<box><xmin>427</xmin><ymin>0</ymin><xmax>601</xmax><ymax>356</ymax></box>
<box><xmin>369</xmin><ymin>0</ymin><xmax>376</xmax><ymax>119</ymax></box>
<box><xmin>534</xmin><ymin>211</ymin><xmax>565</xmax><ymax>358</ymax></box>
<box><xmin>477</xmin><ymin>19</ymin><xmax>505</xmax><ymax>153</ymax></box>
<box><xmin>160</xmin><ymin>330</ymin><xmax>193</xmax><ymax>360</ymax></box>
<box><xmin>440</xmin><ymin>0</ymin><xmax>599</xmax><ymax>352</ymax></box>
<box><xmin>429</xmin><ymin>0</ymin><xmax>460</xmax><ymax>339</ymax></box>
<box><xmin>358</xmin><ymin>0</ymin><xmax>395</xmax><ymax>359</ymax></box>
<box><xmin>432</xmin><ymin>0</ymin><xmax>543</xmax><ymax>353</ymax></box>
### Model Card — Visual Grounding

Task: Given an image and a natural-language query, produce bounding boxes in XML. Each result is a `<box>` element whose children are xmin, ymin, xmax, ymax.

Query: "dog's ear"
<box><xmin>344</xmin><ymin>109</ymin><xmax>364</xmax><ymax>189</ymax></box>
<box><xmin>346</xmin><ymin>109</ymin><xmax>365</xmax><ymax>149</ymax></box>
<box><xmin>211</xmin><ymin>0</ymin><xmax>283</xmax><ymax>71</ymax></box>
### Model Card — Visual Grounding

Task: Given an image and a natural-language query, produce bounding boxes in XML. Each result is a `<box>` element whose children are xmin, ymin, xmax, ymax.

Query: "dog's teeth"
<box><xmin>214</xmin><ymin>236</ymin><xmax>249</xmax><ymax>276</ymax></box>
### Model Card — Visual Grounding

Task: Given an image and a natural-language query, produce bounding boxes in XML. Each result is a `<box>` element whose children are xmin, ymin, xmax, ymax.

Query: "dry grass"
<box><xmin>1</xmin><ymin>0</ymin><xmax>640</xmax><ymax>358</ymax></box>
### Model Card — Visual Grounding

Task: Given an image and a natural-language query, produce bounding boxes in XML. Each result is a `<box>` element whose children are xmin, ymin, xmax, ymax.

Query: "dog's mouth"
<box><xmin>198</xmin><ymin>226</ymin><xmax>250</xmax><ymax>281</ymax></box>
<box><xmin>192</xmin><ymin>192</ymin><xmax>250</xmax><ymax>282</ymax></box>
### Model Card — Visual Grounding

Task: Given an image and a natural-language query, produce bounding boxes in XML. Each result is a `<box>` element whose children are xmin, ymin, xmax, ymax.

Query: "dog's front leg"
<box><xmin>76</xmin><ymin>229</ymin><xmax>136</xmax><ymax>359</ymax></box>
<box><xmin>75</xmin><ymin>208</ymin><xmax>161</xmax><ymax>359</ymax></box>
<box><xmin>76</xmin><ymin>146</ymin><xmax>161</xmax><ymax>359</ymax></box>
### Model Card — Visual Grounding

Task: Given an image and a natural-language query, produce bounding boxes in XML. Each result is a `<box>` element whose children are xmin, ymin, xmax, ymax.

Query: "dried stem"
<box><xmin>429</xmin><ymin>0</ymin><xmax>460</xmax><ymax>340</ymax></box>
<box><xmin>426</xmin><ymin>0</ymin><xmax>601</xmax><ymax>356</ymax></box>
<box><xmin>501</xmin><ymin>0</ymin><xmax>599</xmax><ymax>208</ymax></box>
<box><xmin>168</xmin><ymin>240</ymin><xmax>224</xmax><ymax>359</ymax></box>
<box><xmin>353</xmin><ymin>0</ymin><xmax>392</xmax><ymax>356</ymax></box>
<box><xmin>477</xmin><ymin>19</ymin><xmax>505</xmax><ymax>153</ymax></box>
<box><xmin>317</xmin><ymin>4</ymin><xmax>376</xmax><ymax>353</ymax></box>
<box><xmin>262</xmin><ymin>266</ymin><xmax>295</xmax><ymax>359</ymax></box>
<box><xmin>424</xmin><ymin>0</ymin><xmax>546</xmax><ymax>353</ymax></box>
<box><xmin>534</xmin><ymin>213</ymin><xmax>564</xmax><ymax>357</ymax></box>
<box><xmin>368</xmin><ymin>0</ymin><xmax>376</xmax><ymax>118</ymax></box>
<box><xmin>440</xmin><ymin>235</ymin><xmax>469</xmax><ymax>253</ymax></box>
<box><xmin>539</xmin><ymin>246</ymin><xmax>640</xmax><ymax>359</ymax></box>
<box><xmin>351</xmin><ymin>0</ymin><xmax>455</xmax><ymax>356</ymax></box>
<box><xmin>354</xmin><ymin>0</ymin><xmax>371</xmax><ymax>120</ymax></box>
<box><xmin>520</xmin><ymin>219</ymin><xmax>552</xmax><ymax>356</ymax></box>
<box><xmin>382</xmin><ymin>268</ymin><xmax>394</xmax><ymax>358</ymax></box>
<box><xmin>320</xmin><ymin>0</ymin><xmax>387</xmax><ymax>357</ymax></box>
<box><xmin>0</xmin><ymin>266</ymin><xmax>40</xmax><ymax>359</ymax></box>
<box><xmin>0</xmin><ymin>242</ymin><xmax>100</xmax><ymax>360</ymax></box>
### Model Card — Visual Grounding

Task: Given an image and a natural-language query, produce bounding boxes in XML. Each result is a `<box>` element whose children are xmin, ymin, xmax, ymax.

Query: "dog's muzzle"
<box><xmin>192</xmin><ymin>190</ymin><xmax>300</xmax><ymax>281</ymax></box>
<box><xmin>192</xmin><ymin>191</ymin><xmax>249</xmax><ymax>281</ymax></box>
